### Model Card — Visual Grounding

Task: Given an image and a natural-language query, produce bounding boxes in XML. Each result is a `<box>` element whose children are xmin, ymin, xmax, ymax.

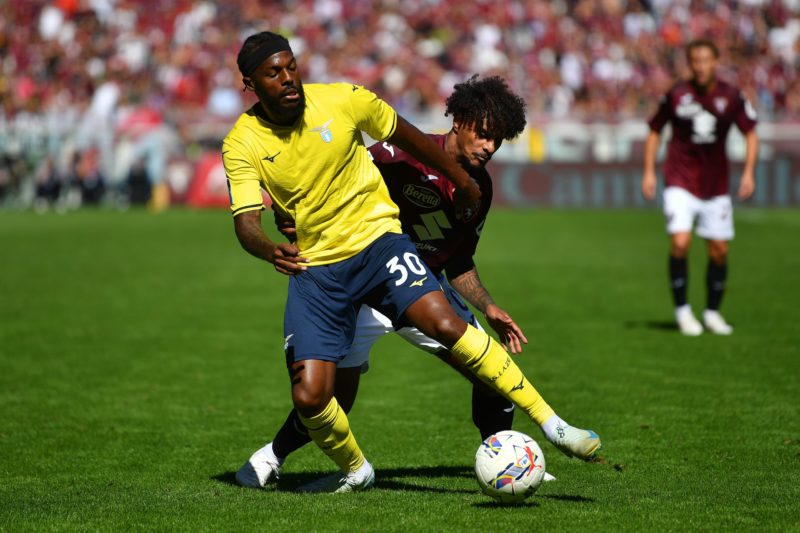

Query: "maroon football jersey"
<box><xmin>368</xmin><ymin>134</ymin><xmax>492</xmax><ymax>277</ymax></box>
<box><xmin>648</xmin><ymin>79</ymin><xmax>757</xmax><ymax>199</ymax></box>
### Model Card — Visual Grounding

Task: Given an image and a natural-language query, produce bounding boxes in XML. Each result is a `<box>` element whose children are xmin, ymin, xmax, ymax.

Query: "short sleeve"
<box><xmin>368</xmin><ymin>140</ymin><xmax>400</xmax><ymax>164</ymax></box>
<box><xmin>348</xmin><ymin>85</ymin><xmax>398</xmax><ymax>142</ymax></box>
<box><xmin>222</xmin><ymin>139</ymin><xmax>265</xmax><ymax>217</ymax></box>
<box><xmin>648</xmin><ymin>93</ymin><xmax>672</xmax><ymax>133</ymax></box>
<box><xmin>733</xmin><ymin>92</ymin><xmax>757</xmax><ymax>134</ymax></box>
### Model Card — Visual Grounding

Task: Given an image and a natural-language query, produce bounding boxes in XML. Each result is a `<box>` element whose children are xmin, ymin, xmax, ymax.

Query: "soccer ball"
<box><xmin>475</xmin><ymin>430</ymin><xmax>546</xmax><ymax>503</ymax></box>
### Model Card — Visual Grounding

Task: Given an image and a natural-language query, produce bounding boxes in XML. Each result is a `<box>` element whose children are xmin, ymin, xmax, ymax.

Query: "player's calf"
<box><xmin>450</xmin><ymin>325</ymin><xmax>602</xmax><ymax>461</ymax></box>
<box><xmin>472</xmin><ymin>383</ymin><xmax>515</xmax><ymax>441</ymax></box>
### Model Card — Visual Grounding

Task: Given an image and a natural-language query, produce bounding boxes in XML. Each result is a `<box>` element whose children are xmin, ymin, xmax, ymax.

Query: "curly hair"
<box><xmin>445</xmin><ymin>75</ymin><xmax>527</xmax><ymax>140</ymax></box>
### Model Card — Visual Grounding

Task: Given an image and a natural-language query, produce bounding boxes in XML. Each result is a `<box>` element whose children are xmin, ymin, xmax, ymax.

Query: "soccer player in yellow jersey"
<box><xmin>223</xmin><ymin>32</ymin><xmax>601</xmax><ymax>493</ymax></box>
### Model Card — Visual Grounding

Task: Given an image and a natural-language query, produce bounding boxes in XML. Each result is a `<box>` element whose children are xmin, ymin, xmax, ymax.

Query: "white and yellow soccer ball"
<box><xmin>475</xmin><ymin>430</ymin><xmax>546</xmax><ymax>503</ymax></box>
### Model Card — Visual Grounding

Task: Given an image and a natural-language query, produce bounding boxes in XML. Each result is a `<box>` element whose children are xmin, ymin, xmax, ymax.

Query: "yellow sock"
<box><xmin>451</xmin><ymin>325</ymin><xmax>556</xmax><ymax>426</ymax></box>
<box><xmin>297</xmin><ymin>397</ymin><xmax>365</xmax><ymax>473</ymax></box>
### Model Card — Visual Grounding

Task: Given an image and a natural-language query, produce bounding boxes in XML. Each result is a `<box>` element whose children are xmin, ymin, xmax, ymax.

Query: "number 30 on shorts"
<box><xmin>386</xmin><ymin>253</ymin><xmax>427</xmax><ymax>286</ymax></box>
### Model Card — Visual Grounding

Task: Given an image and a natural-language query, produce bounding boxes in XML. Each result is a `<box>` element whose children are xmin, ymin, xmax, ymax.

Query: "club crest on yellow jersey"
<box><xmin>311</xmin><ymin>118</ymin><xmax>334</xmax><ymax>143</ymax></box>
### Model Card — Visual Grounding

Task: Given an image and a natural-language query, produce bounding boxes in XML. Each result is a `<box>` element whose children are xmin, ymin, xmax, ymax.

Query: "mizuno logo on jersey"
<box><xmin>311</xmin><ymin>119</ymin><xmax>334</xmax><ymax>143</ymax></box>
<box><xmin>410</xmin><ymin>276</ymin><xmax>428</xmax><ymax>287</ymax></box>
<box><xmin>263</xmin><ymin>151</ymin><xmax>281</xmax><ymax>163</ymax></box>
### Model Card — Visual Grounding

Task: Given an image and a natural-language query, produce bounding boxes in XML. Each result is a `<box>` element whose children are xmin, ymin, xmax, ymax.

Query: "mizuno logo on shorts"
<box><xmin>410</xmin><ymin>276</ymin><xmax>427</xmax><ymax>287</ymax></box>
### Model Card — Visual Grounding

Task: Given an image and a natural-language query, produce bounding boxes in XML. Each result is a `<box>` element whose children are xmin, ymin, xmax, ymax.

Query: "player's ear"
<box><xmin>452</xmin><ymin>120</ymin><xmax>461</xmax><ymax>134</ymax></box>
<box><xmin>242</xmin><ymin>77</ymin><xmax>254</xmax><ymax>92</ymax></box>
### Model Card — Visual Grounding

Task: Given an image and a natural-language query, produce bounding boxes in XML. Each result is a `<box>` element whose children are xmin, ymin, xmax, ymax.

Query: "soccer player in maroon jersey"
<box><xmin>236</xmin><ymin>76</ymin><xmax>565</xmax><ymax>488</ymax></box>
<box><xmin>641</xmin><ymin>39</ymin><xmax>759</xmax><ymax>336</ymax></box>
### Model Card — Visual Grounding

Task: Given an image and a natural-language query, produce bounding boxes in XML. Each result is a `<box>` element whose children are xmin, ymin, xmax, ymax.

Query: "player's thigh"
<box><xmin>696</xmin><ymin>195</ymin><xmax>734</xmax><ymax>241</ymax></box>
<box><xmin>339</xmin><ymin>305</ymin><xmax>394</xmax><ymax>373</ymax></box>
<box><xmin>395</xmin><ymin>274</ymin><xmax>484</xmax><ymax>353</ymax></box>
<box><xmin>663</xmin><ymin>186</ymin><xmax>701</xmax><ymax>235</ymax></box>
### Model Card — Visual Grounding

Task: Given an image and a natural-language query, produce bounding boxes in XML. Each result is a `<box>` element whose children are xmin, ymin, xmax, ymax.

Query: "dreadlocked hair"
<box><xmin>444</xmin><ymin>75</ymin><xmax>527</xmax><ymax>140</ymax></box>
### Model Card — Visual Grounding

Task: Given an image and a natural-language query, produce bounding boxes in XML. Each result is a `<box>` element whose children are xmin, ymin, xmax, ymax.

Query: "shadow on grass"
<box><xmin>539</xmin><ymin>493</ymin><xmax>595</xmax><ymax>503</ymax></box>
<box><xmin>624</xmin><ymin>319</ymin><xmax>677</xmax><ymax>332</ymax></box>
<box><xmin>212</xmin><ymin>465</ymin><xmax>476</xmax><ymax>494</ymax></box>
<box><xmin>472</xmin><ymin>500</ymin><xmax>540</xmax><ymax>509</ymax></box>
<box><xmin>470</xmin><ymin>493</ymin><xmax>594</xmax><ymax>508</ymax></box>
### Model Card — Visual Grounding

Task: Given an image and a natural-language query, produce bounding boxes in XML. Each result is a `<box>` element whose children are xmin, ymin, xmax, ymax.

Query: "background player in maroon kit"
<box><xmin>237</xmin><ymin>76</ymin><xmax>562</xmax><ymax>488</ymax></box>
<box><xmin>641</xmin><ymin>39</ymin><xmax>759</xmax><ymax>336</ymax></box>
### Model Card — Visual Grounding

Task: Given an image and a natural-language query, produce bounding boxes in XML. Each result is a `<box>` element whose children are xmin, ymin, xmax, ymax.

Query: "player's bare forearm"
<box><xmin>234</xmin><ymin>210</ymin><xmax>275</xmax><ymax>261</ymax></box>
<box><xmin>743</xmin><ymin>131</ymin><xmax>759</xmax><ymax>176</ymax></box>
<box><xmin>450</xmin><ymin>266</ymin><xmax>528</xmax><ymax>354</ymax></box>
<box><xmin>641</xmin><ymin>131</ymin><xmax>661</xmax><ymax>200</ymax></box>
<box><xmin>233</xmin><ymin>210</ymin><xmax>307</xmax><ymax>274</ymax></box>
<box><xmin>388</xmin><ymin>116</ymin><xmax>480</xmax><ymax>217</ymax></box>
<box><xmin>449</xmin><ymin>267</ymin><xmax>495</xmax><ymax>314</ymax></box>
<box><xmin>737</xmin><ymin>130</ymin><xmax>759</xmax><ymax>200</ymax></box>
<box><xmin>388</xmin><ymin>116</ymin><xmax>472</xmax><ymax>191</ymax></box>
<box><xmin>643</xmin><ymin>131</ymin><xmax>660</xmax><ymax>176</ymax></box>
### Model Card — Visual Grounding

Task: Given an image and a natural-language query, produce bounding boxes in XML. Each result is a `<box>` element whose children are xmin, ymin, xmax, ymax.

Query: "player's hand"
<box><xmin>641</xmin><ymin>171</ymin><xmax>657</xmax><ymax>201</ymax></box>
<box><xmin>485</xmin><ymin>304</ymin><xmax>528</xmax><ymax>354</ymax></box>
<box><xmin>272</xmin><ymin>206</ymin><xmax>297</xmax><ymax>243</ymax></box>
<box><xmin>268</xmin><ymin>242</ymin><xmax>308</xmax><ymax>275</ymax></box>
<box><xmin>454</xmin><ymin>178</ymin><xmax>481</xmax><ymax>220</ymax></box>
<box><xmin>737</xmin><ymin>172</ymin><xmax>755</xmax><ymax>200</ymax></box>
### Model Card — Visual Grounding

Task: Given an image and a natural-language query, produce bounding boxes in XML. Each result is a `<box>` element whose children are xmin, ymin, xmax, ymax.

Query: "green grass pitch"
<box><xmin>1</xmin><ymin>208</ymin><xmax>798</xmax><ymax>531</ymax></box>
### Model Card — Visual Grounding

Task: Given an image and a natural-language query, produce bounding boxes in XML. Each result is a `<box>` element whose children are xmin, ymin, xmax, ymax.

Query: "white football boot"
<box><xmin>703</xmin><ymin>310</ymin><xmax>733</xmax><ymax>335</ymax></box>
<box><xmin>235</xmin><ymin>443</ymin><xmax>283</xmax><ymax>488</ymax></box>
<box><xmin>675</xmin><ymin>305</ymin><xmax>703</xmax><ymax>336</ymax></box>
<box><xmin>296</xmin><ymin>459</ymin><xmax>375</xmax><ymax>493</ymax></box>
<box><xmin>547</xmin><ymin>423</ymin><xmax>602</xmax><ymax>461</ymax></box>
<box><xmin>543</xmin><ymin>472</ymin><xmax>557</xmax><ymax>482</ymax></box>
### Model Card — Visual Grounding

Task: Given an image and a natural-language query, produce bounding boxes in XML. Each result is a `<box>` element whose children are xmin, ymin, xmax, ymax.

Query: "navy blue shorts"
<box><xmin>284</xmin><ymin>232</ymin><xmax>442</xmax><ymax>365</ymax></box>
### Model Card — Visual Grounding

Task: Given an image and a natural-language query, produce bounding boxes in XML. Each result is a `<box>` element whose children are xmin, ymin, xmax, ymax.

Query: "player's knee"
<box><xmin>292</xmin><ymin>388</ymin><xmax>332</xmax><ymax>417</ymax></box>
<box><xmin>670</xmin><ymin>242</ymin><xmax>690</xmax><ymax>258</ymax></box>
<box><xmin>427</xmin><ymin>314</ymin><xmax>467</xmax><ymax>347</ymax></box>
<box><xmin>670</xmin><ymin>233</ymin><xmax>691</xmax><ymax>258</ymax></box>
<box><xmin>708</xmin><ymin>242</ymin><xmax>728</xmax><ymax>264</ymax></box>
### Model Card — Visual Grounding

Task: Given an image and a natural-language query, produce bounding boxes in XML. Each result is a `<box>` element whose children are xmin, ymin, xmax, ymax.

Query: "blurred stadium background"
<box><xmin>1</xmin><ymin>0</ymin><xmax>799</xmax><ymax>212</ymax></box>
<box><xmin>2</xmin><ymin>3</ymin><xmax>800</xmax><ymax>528</ymax></box>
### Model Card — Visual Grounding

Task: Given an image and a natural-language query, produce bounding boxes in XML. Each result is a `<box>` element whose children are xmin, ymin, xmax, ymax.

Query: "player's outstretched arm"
<box><xmin>738</xmin><ymin>130</ymin><xmax>759</xmax><ymax>200</ymax></box>
<box><xmin>387</xmin><ymin>115</ymin><xmax>480</xmax><ymax>219</ymax></box>
<box><xmin>233</xmin><ymin>210</ymin><xmax>307</xmax><ymax>275</ymax></box>
<box><xmin>449</xmin><ymin>267</ymin><xmax>528</xmax><ymax>354</ymax></box>
<box><xmin>641</xmin><ymin>130</ymin><xmax>661</xmax><ymax>201</ymax></box>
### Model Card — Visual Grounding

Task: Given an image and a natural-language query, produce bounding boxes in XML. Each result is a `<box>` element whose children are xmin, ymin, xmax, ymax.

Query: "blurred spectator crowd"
<box><xmin>1</xmin><ymin>0</ymin><xmax>799</xmax><ymax>209</ymax></box>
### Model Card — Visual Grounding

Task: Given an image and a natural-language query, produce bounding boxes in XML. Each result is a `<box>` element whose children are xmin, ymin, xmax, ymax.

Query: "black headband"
<box><xmin>238</xmin><ymin>33</ymin><xmax>293</xmax><ymax>77</ymax></box>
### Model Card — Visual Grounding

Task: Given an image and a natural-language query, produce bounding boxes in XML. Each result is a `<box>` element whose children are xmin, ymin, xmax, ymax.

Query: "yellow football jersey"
<box><xmin>222</xmin><ymin>83</ymin><xmax>402</xmax><ymax>265</ymax></box>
